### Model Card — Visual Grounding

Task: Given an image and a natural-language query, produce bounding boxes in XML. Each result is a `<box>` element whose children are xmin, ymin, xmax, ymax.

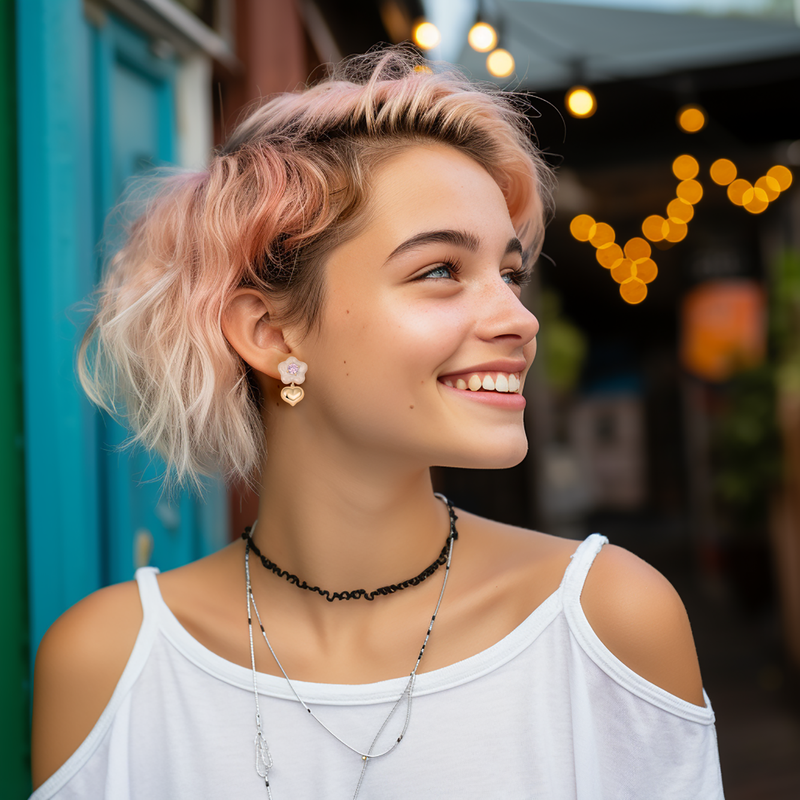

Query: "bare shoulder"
<box><xmin>580</xmin><ymin>543</ymin><xmax>706</xmax><ymax>706</ymax></box>
<box><xmin>31</xmin><ymin>580</ymin><xmax>143</xmax><ymax>789</ymax></box>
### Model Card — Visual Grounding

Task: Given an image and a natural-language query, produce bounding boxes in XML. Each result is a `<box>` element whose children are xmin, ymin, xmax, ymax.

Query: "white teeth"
<box><xmin>509</xmin><ymin>373</ymin><xmax>520</xmax><ymax>392</ymax></box>
<box><xmin>444</xmin><ymin>379</ymin><xmax>454</xmax><ymax>387</ymax></box>
<box><xmin>494</xmin><ymin>374</ymin><xmax>509</xmax><ymax>393</ymax></box>
<box><xmin>456</xmin><ymin>379</ymin><xmax>467</xmax><ymax>390</ymax></box>
<box><xmin>482</xmin><ymin>375</ymin><xmax>495</xmax><ymax>391</ymax></box>
<box><xmin>468</xmin><ymin>375</ymin><xmax>482</xmax><ymax>392</ymax></box>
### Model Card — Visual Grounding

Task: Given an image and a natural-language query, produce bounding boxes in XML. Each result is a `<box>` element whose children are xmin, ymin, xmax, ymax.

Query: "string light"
<box><xmin>565</xmin><ymin>86</ymin><xmax>597</xmax><ymax>119</ymax></box>
<box><xmin>468</xmin><ymin>22</ymin><xmax>497</xmax><ymax>52</ymax></box>
<box><xmin>486</xmin><ymin>48</ymin><xmax>514</xmax><ymax>77</ymax></box>
<box><xmin>412</xmin><ymin>20</ymin><xmax>441</xmax><ymax>49</ymax></box>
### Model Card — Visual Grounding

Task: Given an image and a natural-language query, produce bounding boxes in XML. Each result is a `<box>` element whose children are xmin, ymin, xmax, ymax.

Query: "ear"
<box><xmin>221</xmin><ymin>288</ymin><xmax>297</xmax><ymax>381</ymax></box>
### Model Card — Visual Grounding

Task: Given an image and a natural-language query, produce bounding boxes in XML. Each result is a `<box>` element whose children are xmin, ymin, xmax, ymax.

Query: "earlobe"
<box><xmin>221</xmin><ymin>289</ymin><xmax>292</xmax><ymax>380</ymax></box>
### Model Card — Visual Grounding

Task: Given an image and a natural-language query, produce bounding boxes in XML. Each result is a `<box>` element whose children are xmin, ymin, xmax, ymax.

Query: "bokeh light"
<box><xmin>667</xmin><ymin>198</ymin><xmax>694</xmax><ymax>224</ymax></box>
<box><xmin>755</xmin><ymin>175</ymin><xmax>780</xmax><ymax>202</ymax></box>
<box><xmin>642</xmin><ymin>214</ymin><xmax>669</xmax><ymax>242</ymax></box>
<box><xmin>486</xmin><ymin>48</ymin><xmax>515</xmax><ymax>77</ymax></box>
<box><xmin>727</xmin><ymin>178</ymin><xmax>752</xmax><ymax>206</ymax></box>
<box><xmin>767</xmin><ymin>165</ymin><xmax>793</xmax><ymax>191</ymax></box>
<box><xmin>413</xmin><ymin>64</ymin><xmax>433</xmax><ymax>74</ymax></box>
<box><xmin>665</xmin><ymin>219</ymin><xmax>688</xmax><ymax>242</ymax></box>
<box><xmin>636</xmin><ymin>258</ymin><xmax>658</xmax><ymax>283</ymax></box>
<box><xmin>589</xmin><ymin>222</ymin><xmax>615</xmax><ymax>248</ymax></box>
<box><xmin>621</xmin><ymin>280</ymin><xmax>648</xmax><ymax>304</ymax></box>
<box><xmin>624</xmin><ymin>237</ymin><xmax>651</xmax><ymax>260</ymax></box>
<box><xmin>743</xmin><ymin>186</ymin><xmax>769</xmax><ymax>214</ymax></box>
<box><xmin>710</xmin><ymin>158</ymin><xmax>737</xmax><ymax>185</ymax></box>
<box><xmin>412</xmin><ymin>20</ymin><xmax>441</xmax><ymax>50</ymax></box>
<box><xmin>673</xmin><ymin>154</ymin><xmax>699</xmax><ymax>181</ymax></box>
<box><xmin>570</xmin><ymin>214</ymin><xmax>596</xmax><ymax>242</ymax></box>
<box><xmin>611</xmin><ymin>259</ymin><xmax>633</xmax><ymax>284</ymax></box>
<box><xmin>596</xmin><ymin>242</ymin><xmax>624</xmax><ymax>269</ymax></box>
<box><xmin>677</xmin><ymin>179</ymin><xmax>703</xmax><ymax>205</ymax></box>
<box><xmin>565</xmin><ymin>86</ymin><xmax>597</xmax><ymax>119</ymax></box>
<box><xmin>468</xmin><ymin>22</ymin><xmax>497</xmax><ymax>52</ymax></box>
<box><xmin>677</xmin><ymin>105</ymin><xmax>706</xmax><ymax>133</ymax></box>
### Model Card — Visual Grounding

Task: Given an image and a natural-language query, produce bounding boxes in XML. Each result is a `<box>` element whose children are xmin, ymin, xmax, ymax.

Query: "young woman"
<box><xmin>31</xmin><ymin>49</ymin><xmax>724</xmax><ymax>798</ymax></box>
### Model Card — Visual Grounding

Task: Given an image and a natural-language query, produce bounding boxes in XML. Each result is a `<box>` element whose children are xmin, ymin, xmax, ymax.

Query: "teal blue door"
<box><xmin>19</xmin><ymin>1</ymin><xmax>227</xmax><ymax>657</ymax></box>
<box><xmin>93</xmin><ymin>17</ymin><xmax>228</xmax><ymax>587</ymax></box>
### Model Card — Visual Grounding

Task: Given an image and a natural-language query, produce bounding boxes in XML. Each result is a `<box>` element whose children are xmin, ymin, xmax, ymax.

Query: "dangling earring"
<box><xmin>278</xmin><ymin>356</ymin><xmax>308</xmax><ymax>406</ymax></box>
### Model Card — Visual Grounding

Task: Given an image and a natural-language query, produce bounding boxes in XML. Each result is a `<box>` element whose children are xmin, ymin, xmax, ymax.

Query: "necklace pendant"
<box><xmin>255</xmin><ymin>730</ymin><xmax>273</xmax><ymax>779</ymax></box>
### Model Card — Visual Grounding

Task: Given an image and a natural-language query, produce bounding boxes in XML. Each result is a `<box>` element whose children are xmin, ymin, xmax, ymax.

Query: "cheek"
<box><xmin>326</xmin><ymin>293</ymin><xmax>467</xmax><ymax>384</ymax></box>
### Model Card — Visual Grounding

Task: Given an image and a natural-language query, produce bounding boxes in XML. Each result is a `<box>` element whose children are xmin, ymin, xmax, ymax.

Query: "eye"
<box><xmin>417</xmin><ymin>258</ymin><xmax>462</xmax><ymax>280</ymax></box>
<box><xmin>502</xmin><ymin>265</ymin><xmax>532</xmax><ymax>287</ymax></box>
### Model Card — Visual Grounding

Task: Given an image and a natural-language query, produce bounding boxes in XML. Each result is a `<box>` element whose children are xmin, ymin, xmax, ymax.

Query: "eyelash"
<box><xmin>418</xmin><ymin>258</ymin><xmax>532</xmax><ymax>287</ymax></box>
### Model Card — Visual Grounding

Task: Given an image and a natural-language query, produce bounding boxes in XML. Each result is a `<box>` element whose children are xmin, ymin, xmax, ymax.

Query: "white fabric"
<box><xmin>31</xmin><ymin>534</ymin><xmax>725</xmax><ymax>799</ymax></box>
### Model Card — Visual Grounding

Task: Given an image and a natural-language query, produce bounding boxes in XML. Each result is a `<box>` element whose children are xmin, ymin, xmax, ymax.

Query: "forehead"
<box><xmin>363</xmin><ymin>144</ymin><xmax>517</xmax><ymax>247</ymax></box>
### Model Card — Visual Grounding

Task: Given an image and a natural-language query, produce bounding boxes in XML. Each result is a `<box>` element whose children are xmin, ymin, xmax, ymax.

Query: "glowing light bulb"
<box><xmin>677</xmin><ymin>105</ymin><xmax>706</xmax><ymax>133</ymax></box>
<box><xmin>565</xmin><ymin>86</ymin><xmax>597</xmax><ymax>119</ymax></box>
<box><xmin>413</xmin><ymin>20</ymin><xmax>441</xmax><ymax>50</ymax></box>
<box><xmin>468</xmin><ymin>22</ymin><xmax>497</xmax><ymax>52</ymax></box>
<box><xmin>486</xmin><ymin>48</ymin><xmax>514</xmax><ymax>77</ymax></box>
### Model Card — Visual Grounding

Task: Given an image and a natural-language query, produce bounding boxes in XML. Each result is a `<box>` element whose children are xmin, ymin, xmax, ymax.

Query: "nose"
<box><xmin>475</xmin><ymin>277</ymin><xmax>539</xmax><ymax>347</ymax></box>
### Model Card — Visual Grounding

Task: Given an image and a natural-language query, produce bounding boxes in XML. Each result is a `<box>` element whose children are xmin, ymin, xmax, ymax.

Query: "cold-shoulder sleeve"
<box><xmin>559</xmin><ymin>534</ymin><xmax>725</xmax><ymax>799</ymax></box>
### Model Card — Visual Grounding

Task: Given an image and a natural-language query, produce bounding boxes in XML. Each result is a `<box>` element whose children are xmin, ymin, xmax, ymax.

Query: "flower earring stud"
<box><xmin>277</xmin><ymin>356</ymin><xmax>308</xmax><ymax>406</ymax></box>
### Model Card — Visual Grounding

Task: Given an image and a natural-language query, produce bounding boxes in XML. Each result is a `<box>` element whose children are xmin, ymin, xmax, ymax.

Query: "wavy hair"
<box><xmin>77</xmin><ymin>46</ymin><xmax>555</xmax><ymax>498</ymax></box>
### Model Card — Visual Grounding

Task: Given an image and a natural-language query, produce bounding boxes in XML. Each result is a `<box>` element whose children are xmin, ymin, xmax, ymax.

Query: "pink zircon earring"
<box><xmin>278</xmin><ymin>356</ymin><xmax>308</xmax><ymax>406</ymax></box>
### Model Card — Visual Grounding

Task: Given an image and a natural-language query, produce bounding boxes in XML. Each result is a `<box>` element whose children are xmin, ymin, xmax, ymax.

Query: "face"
<box><xmin>294</xmin><ymin>143</ymin><xmax>542</xmax><ymax>470</ymax></box>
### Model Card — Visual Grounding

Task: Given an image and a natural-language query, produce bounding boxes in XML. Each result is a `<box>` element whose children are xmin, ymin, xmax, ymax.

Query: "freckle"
<box><xmin>346</xmin><ymin>373</ymin><xmax>349</xmax><ymax>376</ymax></box>
<box><xmin>346</xmin><ymin>310</ymin><xmax>350</xmax><ymax>314</ymax></box>
<box><xmin>343</xmin><ymin>361</ymin><xmax>346</xmax><ymax>364</ymax></box>
<box><xmin>409</xmin><ymin>405</ymin><xmax>414</xmax><ymax>410</ymax></box>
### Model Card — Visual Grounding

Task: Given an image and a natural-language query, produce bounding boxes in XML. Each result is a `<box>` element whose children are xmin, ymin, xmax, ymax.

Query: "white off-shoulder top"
<box><xmin>31</xmin><ymin>534</ymin><xmax>724</xmax><ymax>799</ymax></box>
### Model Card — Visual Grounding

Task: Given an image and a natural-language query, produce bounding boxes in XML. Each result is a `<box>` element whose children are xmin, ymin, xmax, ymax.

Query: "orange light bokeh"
<box><xmin>673</xmin><ymin>154</ymin><xmax>699</xmax><ymax>181</ymax></box>
<box><xmin>710</xmin><ymin>158</ymin><xmax>737</xmax><ymax>185</ymax></box>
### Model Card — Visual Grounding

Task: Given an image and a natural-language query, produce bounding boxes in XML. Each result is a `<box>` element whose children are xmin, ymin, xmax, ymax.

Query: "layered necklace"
<box><xmin>244</xmin><ymin>494</ymin><xmax>458</xmax><ymax>798</ymax></box>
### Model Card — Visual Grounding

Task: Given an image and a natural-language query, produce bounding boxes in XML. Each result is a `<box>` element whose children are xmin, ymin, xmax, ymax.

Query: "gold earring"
<box><xmin>278</xmin><ymin>357</ymin><xmax>308</xmax><ymax>406</ymax></box>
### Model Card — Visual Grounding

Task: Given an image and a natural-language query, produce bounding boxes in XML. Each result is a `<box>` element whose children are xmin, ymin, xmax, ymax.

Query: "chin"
<box><xmin>437</xmin><ymin>436</ymin><xmax>529</xmax><ymax>471</ymax></box>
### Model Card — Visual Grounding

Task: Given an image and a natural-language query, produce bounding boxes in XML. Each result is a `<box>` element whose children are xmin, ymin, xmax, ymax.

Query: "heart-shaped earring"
<box><xmin>277</xmin><ymin>357</ymin><xmax>308</xmax><ymax>406</ymax></box>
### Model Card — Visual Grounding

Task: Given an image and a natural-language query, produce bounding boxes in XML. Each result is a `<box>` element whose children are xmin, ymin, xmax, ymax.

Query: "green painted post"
<box><xmin>0</xmin><ymin>0</ymin><xmax>31</xmax><ymax>795</ymax></box>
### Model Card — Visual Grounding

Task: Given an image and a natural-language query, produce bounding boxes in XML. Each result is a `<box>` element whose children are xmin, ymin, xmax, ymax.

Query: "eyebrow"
<box><xmin>384</xmin><ymin>229</ymin><xmax>524</xmax><ymax>265</ymax></box>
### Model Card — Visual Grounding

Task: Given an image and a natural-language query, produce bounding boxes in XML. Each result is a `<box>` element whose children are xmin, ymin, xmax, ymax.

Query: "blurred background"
<box><xmin>2</xmin><ymin>0</ymin><xmax>800</xmax><ymax>796</ymax></box>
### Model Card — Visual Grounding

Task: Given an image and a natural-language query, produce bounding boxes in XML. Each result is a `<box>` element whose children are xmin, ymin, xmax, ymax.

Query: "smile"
<box><xmin>439</xmin><ymin>372</ymin><xmax>522</xmax><ymax>393</ymax></box>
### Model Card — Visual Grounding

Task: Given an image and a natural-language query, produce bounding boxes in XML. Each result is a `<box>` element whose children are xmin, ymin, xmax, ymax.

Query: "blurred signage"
<box><xmin>680</xmin><ymin>279</ymin><xmax>765</xmax><ymax>382</ymax></box>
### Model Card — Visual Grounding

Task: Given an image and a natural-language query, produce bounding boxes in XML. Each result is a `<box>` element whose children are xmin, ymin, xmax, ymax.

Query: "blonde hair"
<box><xmin>77</xmin><ymin>46</ymin><xmax>555</xmax><ymax>498</ymax></box>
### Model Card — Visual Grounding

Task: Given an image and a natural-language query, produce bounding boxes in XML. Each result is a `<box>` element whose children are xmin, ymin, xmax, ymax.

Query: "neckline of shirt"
<box><xmin>147</xmin><ymin>567</ymin><xmax>564</xmax><ymax>705</ymax></box>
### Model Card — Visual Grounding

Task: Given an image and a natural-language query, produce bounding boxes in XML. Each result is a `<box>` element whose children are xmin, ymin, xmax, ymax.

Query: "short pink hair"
<box><xmin>77</xmin><ymin>46</ymin><xmax>554</xmax><ymax>497</ymax></box>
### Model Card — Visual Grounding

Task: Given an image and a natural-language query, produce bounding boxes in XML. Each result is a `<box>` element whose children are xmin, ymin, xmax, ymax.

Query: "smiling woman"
<box><xmin>30</xmin><ymin>46</ymin><xmax>724</xmax><ymax>799</ymax></box>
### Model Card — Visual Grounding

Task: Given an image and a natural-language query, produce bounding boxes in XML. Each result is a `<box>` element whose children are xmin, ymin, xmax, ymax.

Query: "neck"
<box><xmin>250</xmin><ymin>408</ymin><xmax>450</xmax><ymax>610</ymax></box>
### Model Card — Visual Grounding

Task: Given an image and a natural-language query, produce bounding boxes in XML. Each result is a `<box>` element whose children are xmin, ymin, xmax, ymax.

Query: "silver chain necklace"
<box><xmin>245</xmin><ymin>494</ymin><xmax>458</xmax><ymax>798</ymax></box>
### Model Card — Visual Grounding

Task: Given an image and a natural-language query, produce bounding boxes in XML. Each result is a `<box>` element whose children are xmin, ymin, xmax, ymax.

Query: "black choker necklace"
<box><xmin>240</xmin><ymin>495</ymin><xmax>458</xmax><ymax>602</ymax></box>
